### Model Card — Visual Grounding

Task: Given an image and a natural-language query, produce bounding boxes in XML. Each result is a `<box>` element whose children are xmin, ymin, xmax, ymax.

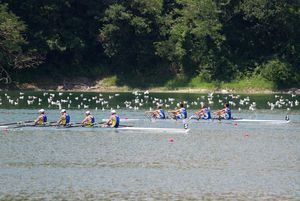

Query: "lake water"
<box><xmin>0</xmin><ymin>91</ymin><xmax>300</xmax><ymax>200</ymax></box>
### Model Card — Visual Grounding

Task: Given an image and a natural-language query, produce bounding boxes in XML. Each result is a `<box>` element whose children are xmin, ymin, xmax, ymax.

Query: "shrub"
<box><xmin>260</xmin><ymin>58</ymin><xmax>292</xmax><ymax>87</ymax></box>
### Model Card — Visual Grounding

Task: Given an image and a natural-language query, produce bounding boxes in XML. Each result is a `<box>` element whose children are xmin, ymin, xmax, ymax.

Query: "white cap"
<box><xmin>61</xmin><ymin>109</ymin><xmax>66</xmax><ymax>113</ymax></box>
<box><xmin>39</xmin><ymin>109</ymin><xmax>45</xmax><ymax>113</ymax></box>
<box><xmin>85</xmin><ymin>111</ymin><xmax>91</xmax><ymax>115</ymax></box>
<box><xmin>111</xmin><ymin>110</ymin><xmax>116</xmax><ymax>114</ymax></box>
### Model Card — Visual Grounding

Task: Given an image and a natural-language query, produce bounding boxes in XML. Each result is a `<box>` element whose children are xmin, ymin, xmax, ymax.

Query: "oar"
<box><xmin>66</xmin><ymin>123</ymin><xmax>133</xmax><ymax>128</ymax></box>
<box><xmin>11</xmin><ymin>121</ymin><xmax>59</xmax><ymax>128</ymax></box>
<box><xmin>0</xmin><ymin>120</ymin><xmax>33</xmax><ymax>126</ymax></box>
<box><xmin>183</xmin><ymin>114</ymin><xmax>205</xmax><ymax>129</ymax></box>
<box><xmin>213</xmin><ymin>111</ymin><xmax>224</xmax><ymax>120</ymax></box>
<box><xmin>69</xmin><ymin>122</ymin><xmax>103</xmax><ymax>127</ymax></box>
<box><xmin>71</xmin><ymin>121</ymin><xmax>106</xmax><ymax>125</ymax></box>
<box><xmin>11</xmin><ymin>123</ymin><xmax>36</xmax><ymax>129</ymax></box>
<box><xmin>46</xmin><ymin>121</ymin><xmax>60</xmax><ymax>126</ymax></box>
<box><xmin>97</xmin><ymin>122</ymin><xmax>134</xmax><ymax>128</ymax></box>
<box><xmin>66</xmin><ymin>124</ymin><xmax>83</xmax><ymax>128</ymax></box>
<box><xmin>167</xmin><ymin>110</ymin><xmax>180</xmax><ymax>120</ymax></box>
<box><xmin>0</xmin><ymin>122</ymin><xmax>21</xmax><ymax>126</ymax></box>
<box><xmin>118</xmin><ymin>124</ymin><xmax>134</xmax><ymax>128</ymax></box>
<box><xmin>145</xmin><ymin>111</ymin><xmax>154</xmax><ymax>114</ymax></box>
<box><xmin>145</xmin><ymin>111</ymin><xmax>157</xmax><ymax>121</ymax></box>
<box><xmin>51</xmin><ymin>123</ymin><xmax>82</xmax><ymax>128</ymax></box>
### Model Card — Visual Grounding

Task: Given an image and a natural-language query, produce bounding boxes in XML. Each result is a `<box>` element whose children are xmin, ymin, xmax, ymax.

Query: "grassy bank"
<box><xmin>163</xmin><ymin>75</ymin><xmax>275</xmax><ymax>93</ymax></box>
<box><xmin>11</xmin><ymin>74</ymin><xmax>299</xmax><ymax>94</ymax></box>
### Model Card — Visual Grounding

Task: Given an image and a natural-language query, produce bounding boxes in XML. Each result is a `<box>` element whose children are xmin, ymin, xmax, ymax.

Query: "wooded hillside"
<box><xmin>0</xmin><ymin>0</ymin><xmax>299</xmax><ymax>89</ymax></box>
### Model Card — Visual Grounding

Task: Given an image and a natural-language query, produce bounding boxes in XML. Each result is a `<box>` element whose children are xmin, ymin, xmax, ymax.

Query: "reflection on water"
<box><xmin>0</xmin><ymin>109</ymin><xmax>300</xmax><ymax>200</ymax></box>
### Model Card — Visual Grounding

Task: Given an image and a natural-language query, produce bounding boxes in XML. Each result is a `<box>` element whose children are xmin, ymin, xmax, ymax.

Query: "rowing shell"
<box><xmin>102</xmin><ymin>118</ymin><xmax>141</xmax><ymax>122</ymax></box>
<box><xmin>3</xmin><ymin>125</ymin><xmax>189</xmax><ymax>134</ymax></box>
<box><xmin>117</xmin><ymin>127</ymin><xmax>190</xmax><ymax>133</ymax></box>
<box><xmin>120</xmin><ymin>117</ymin><xmax>291</xmax><ymax>124</ymax></box>
<box><xmin>232</xmin><ymin>119</ymin><xmax>290</xmax><ymax>124</ymax></box>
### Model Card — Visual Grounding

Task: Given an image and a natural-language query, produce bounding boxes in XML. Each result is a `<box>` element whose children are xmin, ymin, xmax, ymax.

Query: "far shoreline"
<box><xmin>1</xmin><ymin>84</ymin><xmax>299</xmax><ymax>95</ymax></box>
<box><xmin>1</xmin><ymin>76</ymin><xmax>299</xmax><ymax>94</ymax></box>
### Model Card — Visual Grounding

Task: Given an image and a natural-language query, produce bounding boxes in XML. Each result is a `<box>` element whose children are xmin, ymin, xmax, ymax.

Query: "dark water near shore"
<box><xmin>0</xmin><ymin>91</ymin><xmax>299</xmax><ymax>200</ymax></box>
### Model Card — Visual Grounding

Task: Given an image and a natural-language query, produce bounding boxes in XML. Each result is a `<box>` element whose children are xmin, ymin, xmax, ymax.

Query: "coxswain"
<box><xmin>57</xmin><ymin>109</ymin><xmax>71</xmax><ymax>126</ymax></box>
<box><xmin>215</xmin><ymin>103</ymin><xmax>232</xmax><ymax>119</ymax></box>
<box><xmin>81</xmin><ymin>111</ymin><xmax>95</xmax><ymax>127</ymax></box>
<box><xmin>35</xmin><ymin>109</ymin><xmax>47</xmax><ymax>126</ymax></box>
<box><xmin>105</xmin><ymin>110</ymin><xmax>120</xmax><ymax>128</ymax></box>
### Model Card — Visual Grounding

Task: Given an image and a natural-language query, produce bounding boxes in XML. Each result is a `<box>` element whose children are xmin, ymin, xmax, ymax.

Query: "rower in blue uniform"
<box><xmin>147</xmin><ymin>106</ymin><xmax>166</xmax><ymax>119</ymax></box>
<box><xmin>35</xmin><ymin>109</ymin><xmax>47</xmax><ymax>126</ymax></box>
<box><xmin>195</xmin><ymin>105</ymin><xmax>211</xmax><ymax>120</ymax></box>
<box><xmin>215</xmin><ymin>103</ymin><xmax>231</xmax><ymax>119</ymax></box>
<box><xmin>158</xmin><ymin>106</ymin><xmax>166</xmax><ymax>119</ymax></box>
<box><xmin>58</xmin><ymin>109</ymin><xmax>71</xmax><ymax>126</ymax></box>
<box><xmin>105</xmin><ymin>110</ymin><xmax>120</xmax><ymax>128</ymax></box>
<box><xmin>81</xmin><ymin>111</ymin><xmax>95</xmax><ymax>127</ymax></box>
<box><xmin>170</xmin><ymin>103</ymin><xmax>187</xmax><ymax>119</ymax></box>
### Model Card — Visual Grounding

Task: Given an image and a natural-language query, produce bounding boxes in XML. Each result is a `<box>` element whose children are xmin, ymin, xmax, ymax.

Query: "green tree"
<box><xmin>155</xmin><ymin>0</ymin><xmax>233</xmax><ymax>81</ymax></box>
<box><xmin>3</xmin><ymin>0</ymin><xmax>111</xmax><ymax>78</ymax></box>
<box><xmin>100</xmin><ymin>0</ymin><xmax>163</xmax><ymax>72</ymax></box>
<box><xmin>260</xmin><ymin>58</ymin><xmax>292</xmax><ymax>88</ymax></box>
<box><xmin>0</xmin><ymin>3</ymin><xmax>41</xmax><ymax>84</ymax></box>
<box><xmin>220</xmin><ymin>0</ymin><xmax>300</xmax><ymax>78</ymax></box>
<box><xmin>0</xmin><ymin>0</ymin><xmax>299</xmax><ymax>88</ymax></box>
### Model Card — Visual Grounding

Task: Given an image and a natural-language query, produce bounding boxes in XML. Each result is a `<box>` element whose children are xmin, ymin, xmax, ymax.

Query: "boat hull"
<box><xmin>4</xmin><ymin>125</ymin><xmax>190</xmax><ymax>133</ymax></box>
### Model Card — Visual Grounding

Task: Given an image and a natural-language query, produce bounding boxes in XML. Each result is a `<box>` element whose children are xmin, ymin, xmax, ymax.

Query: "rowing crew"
<box><xmin>34</xmin><ymin>109</ymin><xmax>120</xmax><ymax>128</ymax></box>
<box><xmin>33</xmin><ymin>103</ymin><xmax>231</xmax><ymax>126</ymax></box>
<box><xmin>147</xmin><ymin>103</ymin><xmax>231</xmax><ymax>120</ymax></box>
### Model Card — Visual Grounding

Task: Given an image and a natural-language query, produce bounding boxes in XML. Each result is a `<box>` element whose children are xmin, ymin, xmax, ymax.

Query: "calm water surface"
<box><xmin>0</xmin><ymin>92</ymin><xmax>300</xmax><ymax>200</ymax></box>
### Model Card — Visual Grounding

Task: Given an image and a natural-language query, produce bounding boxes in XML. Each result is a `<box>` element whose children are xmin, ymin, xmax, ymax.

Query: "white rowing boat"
<box><xmin>117</xmin><ymin>127</ymin><xmax>190</xmax><ymax>133</ymax></box>
<box><xmin>232</xmin><ymin>119</ymin><xmax>290</xmax><ymax>124</ymax></box>
<box><xmin>118</xmin><ymin>117</ymin><xmax>291</xmax><ymax>124</ymax></box>
<box><xmin>2</xmin><ymin>125</ymin><xmax>189</xmax><ymax>134</ymax></box>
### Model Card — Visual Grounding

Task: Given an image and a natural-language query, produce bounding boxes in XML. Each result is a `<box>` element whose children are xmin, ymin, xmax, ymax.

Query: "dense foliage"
<box><xmin>0</xmin><ymin>0</ymin><xmax>299</xmax><ymax>88</ymax></box>
<box><xmin>0</xmin><ymin>4</ymin><xmax>42</xmax><ymax>84</ymax></box>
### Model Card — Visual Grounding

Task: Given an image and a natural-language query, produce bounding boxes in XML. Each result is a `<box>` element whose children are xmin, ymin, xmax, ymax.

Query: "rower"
<box><xmin>81</xmin><ymin>111</ymin><xmax>95</xmax><ymax>127</ymax></box>
<box><xmin>147</xmin><ymin>106</ymin><xmax>166</xmax><ymax>119</ymax></box>
<box><xmin>170</xmin><ymin>103</ymin><xmax>187</xmax><ymax>119</ymax></box>
<box><xmin>34</xmin><ymin>109</ymin><xmax>47</xmax><ymax>126</ymax></box>
<box><xmin>195</xmin><ymin>105</ymin><xmax>211</xmax><ymax>120</ymax></box>
<box><xmin>57</xmin><ymin>109</ymin><xmax>70</xmax><ymax>126</ymax></box>
<box><xmin>105</xmin><ymin>110</ymin><xmax>120</xmax><ymax>128</ymax></box>
<box><xmin>215</xmin><ymin>103</ymin><xmax>232</xmax><ymax>119</ymax></box>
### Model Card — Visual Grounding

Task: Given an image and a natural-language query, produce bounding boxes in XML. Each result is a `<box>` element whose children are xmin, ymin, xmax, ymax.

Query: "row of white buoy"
<box><xmin>0</xmin><ymin>92</ymin><xmax>299</xmax><ymax>111</ymax></box>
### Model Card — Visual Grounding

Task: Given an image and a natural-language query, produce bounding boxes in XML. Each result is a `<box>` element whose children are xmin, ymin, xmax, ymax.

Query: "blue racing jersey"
<box><xmin>181</xmin><ymin>108</ymin><xmax>187</xmax><ymax>119</ymax></box>
<box><xmin>159</xmin><ymin>109</ymin><xmax>166</xmax><ymax>119</ymax></box>
<box><xmin>91</xmin><ymin>115</ymin><xmax>95</xmax><ymax>124</ymax></box>
<box><xmin>112</xmin><ymin>115</ymin><xmax>120</xmax><ymax>128</ymax></box>
<box><xmin>176</xmin><ymin>108</ymin><xmax>187</xmax><ymax>119</ymax></box>
<box><xmin>43</xmin><ymin>115</ymin><xmax>47</xmax><ymax>123</ymax></box>
<box><xmin>224</xmin><ymin>107</ymin><xmax>231</xmax><ymax>119</ymax></box>
<box><xmin>202</xmin><ymin>108</ymin><xmax>211</xmax><ymax>119</ymax></box>
<box><xmin>65</xmin><ymin>114</ymin><xmax>70</xmax><ymax>124</ymax></box>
